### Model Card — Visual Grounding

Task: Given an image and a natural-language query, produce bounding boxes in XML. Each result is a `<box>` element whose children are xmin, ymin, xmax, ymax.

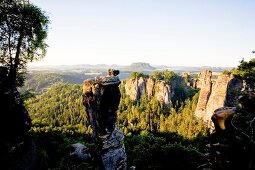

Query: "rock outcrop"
<box><xmin>182</xmin><ymin>72</ymin><xmax>192</xmax><ymax>87</ymax></box>
<box><xmin>82</xmin><ymin>69</ymin><xmax>127</xmax><ymax>170</ymax></box>
<box><xmin>204</xmin><ymin>74</ymin><xmax>232</xmax><ymax>123</ymax></box>
<box><xmin>123</xmin><ymin>77</ymin><xmax>173</xmax><ymax>107</ymax></box>
<box><xmin>195</xmin><ymin>70</ymin><xmax>242</xmax><ymax>126</ymax></box>
<box><xmin>154</xmin><ymin>80</ymin><xmax>172</xmax><ymax>106</ymax></box>
<box><xmin>194</xmin><ymin>70</ymin><xmax>212</xmax><ymax>118</ymax></box>
<box><xmin>194</xmin><ymin>70</ymin><xmax>212</xmax><ymax>89</ymax></box>
<box><xmin>211</xmin><ymin>107</ymin><xmax>236</xmax><ymax>132</ymax></box>
<box><xmin>0</xmin><ymin>66</ymin><xmax>35</xmax><ymax>169</ymax></box>
<box><xmin>124</xmin><ymin>77</ymin><xmax>146</xmax><ymax>101</ymax></box>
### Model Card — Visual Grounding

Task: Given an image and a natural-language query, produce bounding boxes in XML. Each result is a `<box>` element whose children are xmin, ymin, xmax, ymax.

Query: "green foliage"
<box><xmin>125</xmin><ymin>134</ymin><xmax>205</xmax><ymax>169</ymax></box>
<box><xmin>165</xmin><ymin>93</ymin><xmax>208</xmax><ymax>139</ymax></box>
<box><xmin>233</xmin><ymin>58</ymin><xmax>255</xmax><ymax>89</ymax></box>
<box><xmin>20</xmin><ymin>89</ymin><xmax>35</xmax><ymax>102</ymax></box>
<box><xmin>129</xmin><ymin>71</ymin><xmax>149</xmax><ymax>79</ymax></box>
<box><xmin>151</xmin><ymin>71</ymin><xmax>164</xmax><ymax>80</ymax></box>
<box><xmin>151</xmin><ymin>69</ymin><xmax>197</xmax><ymax>108</ymax></box>
<box><xmin>30</xmin><ymin>130</ymin><xmax>93</xmax><ymax>169</ymax></box>
<box><xmin>0</xmin><ymin>0</ymin><xmax>49</xmax><ymax>85</ymax></box>
<box><xmin>20</xmin><ymin>72</ymin><xmax>64</xmax><ymax>94</ymax></box>
<box><xmin>26</xmin><ymin>83</ymin><xmax>89</xmax><ymax>134</ymax></box>
<box><xmin>222</xmin><ymin>70</ymin><xmax>232</xmax><ymax>75</ymax></box>
<box><xmin>19</xmin><ymin>71</ymin><xmax>98</xmax><ymax>94</ymax></box>
<box><xmin>118</xmin><ymin>85</ymin><xmax>208</xmax><ymax>139</ymax></box>
<box><xmin>151</xmin><ymin>70</ymin><xmax>177</xmax><ymax>84</ymax></box>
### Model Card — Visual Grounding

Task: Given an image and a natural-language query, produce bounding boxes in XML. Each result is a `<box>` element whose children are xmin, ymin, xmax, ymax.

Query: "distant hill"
<box><xmin>125</xmin><ymin>62</ymin><xmax>156</xmax><ymax>71</ymax></box>
<box><xmin>19</xmin><ymin>71</ymin><xmax>98</xmax><ymax>94</ymax></box>
<box><xmin>29</xmin><ymin>63</ymin><xmax>233</xmax><ymax>73</ymax></box>
<box><xmin>29</xmin><ymin>63</ymin><xmax>156</xmax><ymax>72</ymax></box>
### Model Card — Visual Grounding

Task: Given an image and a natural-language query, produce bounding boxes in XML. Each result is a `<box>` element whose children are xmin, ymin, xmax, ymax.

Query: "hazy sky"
<box><xmin>30</xmin><ymin>0</ymin><xmax>255</xmax><ymax>67</ymax></box>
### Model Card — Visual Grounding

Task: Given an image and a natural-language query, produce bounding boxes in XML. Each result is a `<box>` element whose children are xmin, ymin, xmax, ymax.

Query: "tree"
<box><xmin>163</xmin><ymin>69</ymin><xmax>175</xmax><ymax>84</ymax></box>
<box><xmin>0</xmin><ymin>0</ymin><xmax>49</xmax><ymax>86</ymax></box>
<box><xmin>129</xmin><ymin>71</ymin><xmax>148</xmax><ymax>79</ymax></box>
<box><xmin>233</xmin><ymin>58</ymin><xmax>255</xmax><ymax>90</ymax></box>
<box><xmin>151</xmin><ymin>71</ymin><xmax>163</xmax><ymax>80</ymax></box>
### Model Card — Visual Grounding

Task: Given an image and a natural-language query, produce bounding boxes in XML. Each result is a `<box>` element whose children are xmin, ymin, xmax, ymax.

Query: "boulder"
<box><xmin>70</xmin><ymin>143</ymin><xmax>91</xmax><ymax>161</ymax></box>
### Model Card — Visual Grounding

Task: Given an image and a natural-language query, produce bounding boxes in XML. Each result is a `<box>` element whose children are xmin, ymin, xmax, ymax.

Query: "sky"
<box><xmin>30</xmin><ymin>0</ymin><xmax>255</xmax><ymax>67</ymax></box>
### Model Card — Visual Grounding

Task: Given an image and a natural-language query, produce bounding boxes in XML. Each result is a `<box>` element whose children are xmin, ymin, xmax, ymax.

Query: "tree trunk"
<box><xmin>9</xmin><ymin>32</ymin><xmax>23</xmax><ymax>85</ymax></box>
<box><xmin>8</xmin><ymin>32</ymin><xmax>13</xmax><ymax>72</ymax></box>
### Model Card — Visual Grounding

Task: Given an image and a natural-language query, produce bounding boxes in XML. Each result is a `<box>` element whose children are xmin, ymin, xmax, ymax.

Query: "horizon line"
<box><xmin>28</xmin><ymin>63</ymin><xmax>235</xmax><ymax>68</ymax></box>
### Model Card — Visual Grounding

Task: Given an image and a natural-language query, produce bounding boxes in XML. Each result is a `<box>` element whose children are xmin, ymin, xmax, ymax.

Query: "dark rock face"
<box><xmin>225</xmin><ymin>78</ymin><xmax>243</xmax><ymax>107</ymax></box>
<box><xmin>82</xmin><ymin>70</ymin><xmax>127</xmax><ymax>170</ymax></box>
<box><xmin>1</xmin><ymin>87</ymin><xmax>31</xmax><ymax>143</ymax></box>
<box><xmin>238</xmin><ymin>93</ymin><xmax>255</xmax><ymax>115</ymax></box>
<box><xmin>0</xmin><ymin>66</ymin><xmax>35</xmax><ymax>169</ymax></box>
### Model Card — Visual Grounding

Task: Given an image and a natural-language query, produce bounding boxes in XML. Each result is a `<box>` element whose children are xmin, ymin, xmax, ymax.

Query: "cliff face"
<box><xmin>225</xmin><ymin>78</ymin><xmax>243</xmax><ymax>106</ymax></box>
<box><xmin>205</xmin><ymin>75</ymin><xmax>231</xmax><ymax>122</ymax></box>
<box><xmin>124</xmin><ymin>77</ymin><xmax>146</xmax><ymax>101</ymax></box>
<box><xmin>123</xmin><ymin>77</ymin><xmax>173</xmax><ymax>107</ymax></box>
<box><xmin>195</xmin><ymin>70</ymin><xmax>242</xmax><ymax>126</ymax></box>
<box><xmin>194</xmin><ymin>70</ymin><xmax>212</xmax><ymax>118</ymax></box>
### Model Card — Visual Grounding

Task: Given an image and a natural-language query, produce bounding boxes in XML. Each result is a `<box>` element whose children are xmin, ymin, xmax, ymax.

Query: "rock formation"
<box><xmin>146</xmin><ymin>77</ymin><xmax>155</xmax><ymax>97</ymax></box>
<box><xmin>124</xmin><ymin>77</ymin><xmax>146</xmax><ymax>101</ymax></box>
<box><xmin>154</xmin><ymin>80</ymin><xmax>172</xmax><ymax>107</ymax></box>
<box><xmin>194</xmin><ymin>70</ymin><xmax>212</xmax><ymax>118</ymax></box>
<box><xmin>0</xmin><ymin>66</ymin><xmax>35</xmax><ymax>169</ymax></box>
<box><xmin>194</xmin><ymin>70</ymin><xmax>212</xmax><ymax>89</ymax></box>
<box><xmin>204</xmin><ymin>74</ymin><xmax>232</xmax><ymax>124</ymax></box>
<box><xmin>182</xmin><ymin>72</ymin><xmax>192</xmax><ymax>87</ymax></box>
<box><xmin>195</xmin><ymin>70</ymin><xmax>242</xmax><ymax>127</ymax></box>
<box><xmin>82</xmin><ymin>69</ymin><xmax>127</xmax><ymax>170</ymax></box>
<box><xmin>123</xmin><ymin>77</ymin><xmax>173</xmax><ymax>107</ymax></box>
<box><xmin>211</xmin><ymin>107</ymin><xmax>236</xmax><ymax>133</ymax></box>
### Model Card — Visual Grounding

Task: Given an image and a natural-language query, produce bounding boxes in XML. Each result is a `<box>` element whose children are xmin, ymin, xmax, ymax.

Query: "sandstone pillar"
<box><xmin>82</xmin><ymin>69</ymin><xmax>127</xmax><ymax>170</ymax></box>
<box><xmin>195</xmin><ymin>70</ymin><xmax>212</xmax><ymax>118</ymax></box>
